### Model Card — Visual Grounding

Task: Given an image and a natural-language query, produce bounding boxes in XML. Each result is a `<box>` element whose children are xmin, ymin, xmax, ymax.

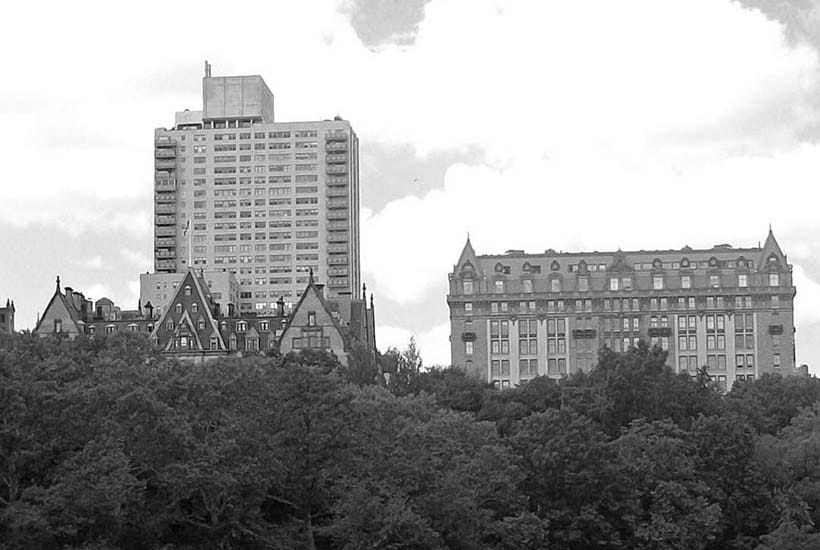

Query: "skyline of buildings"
<box><xmin>448</xmin><ymin>229</ymin><xmax>800</xmax><ymax>390</ymax></box>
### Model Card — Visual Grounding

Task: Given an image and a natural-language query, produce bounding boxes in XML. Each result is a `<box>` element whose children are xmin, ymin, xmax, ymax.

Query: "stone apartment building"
<box><xmin>448</xmin><ymin>229</ymin><xmax>797</xmax><ymax>391</ymax></box>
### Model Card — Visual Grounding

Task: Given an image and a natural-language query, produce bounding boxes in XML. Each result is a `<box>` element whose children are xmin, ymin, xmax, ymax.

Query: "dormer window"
<box><xmin>175</xmin><ymin>303</ymin><xmax>182</xmax><ymax>314</ymax></box>
<box><xmin>463</xmin><ymin>279</ymin><xmax>474</xmax><ymax>295</ymax></box>
<box><xmin>260</xmin><ymin>321</ymin><xmax>269</xmax><ymax>331</ymax></box>
<box><xmin>308</xmin><ymin>311</ymin><xmax>317</xmax><ymax>327</ymax></box>
<box><xmin>191</xmin><ymin>302</ymin><xmax>198</xmax><ymax>313</ymax></box>
<box><xmin>738</xmin><ymin>274</ymin><xmax>748</xmax><ymax>288</ymax></box>
<box><xmin>494</xmin><ymin>280</ymin><xmax>505</xmax><ymax>294</ymax></box>
<box><xmin>237</xmin><ymin>321</ymin><xmax>247</xmax><ymax>332</ymax></box>
<box><xmin>184</xmin><ymin>285</ymin><xmax>192</xmax><ymax>296</ymax></box>
<box><xmin>769</xmin><ymin>273</ymin><xmax>780</xmax><ymax>287</ymax></box>
<box><xmin>54</xmin><ymin>319</ymin><xmax>62</xmax><ymax>333</ymax></box>
<box><xmin>609</xmin><ymin>277</ymin><xmax>619</xmax><ymax>291</ymax></box>
<box><xmin>198</xmin><ymin>319</ymin><xmax>205</xmax><ymax>330</ymax></box>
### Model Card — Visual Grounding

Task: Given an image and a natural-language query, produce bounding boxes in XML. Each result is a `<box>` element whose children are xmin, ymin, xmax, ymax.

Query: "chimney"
<box><xmin>204</xmin><ymin>60</ymin><xmax>212</xmax><ymax>78</ymax></box>
<box><xmin>277</xmin><ymin>296</ymin><xmax>285</xmax><ymax>317</ymax></box>
<box><xmin>65</xmin><ymin>287</ymin><xmax>73</xmax><ymax>304</ymax></box>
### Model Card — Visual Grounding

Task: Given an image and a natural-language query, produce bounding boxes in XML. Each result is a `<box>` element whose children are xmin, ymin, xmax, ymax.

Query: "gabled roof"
<box><xmin>33</xmin><ymin>277</ymin><xmax>84</xmax><ymax>334</ymax></box>
<box><xmin>151</xmin><ymin>269</ymin><xmax>226</xmax><ymax>351</ymax></box>
<box><xmin>279</xmin><ymin>270</ymin><xmax>346</xmax><ymax>345</ymax></box>
<box><xmin>455</xmin><ymin>235</ymin><xmax>481</xmax><ymax>276</ymax></box>
<box><xmin>758</xmin><ymin>226</ymin><xmax>786</xmax><ymax>270</ymax></box>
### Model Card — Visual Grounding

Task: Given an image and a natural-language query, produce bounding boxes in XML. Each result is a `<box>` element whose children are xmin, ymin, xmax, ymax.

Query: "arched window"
<box><xmin>175</xmin><ymin>303</ymin><xmax>182</xmax><ymax>314</ymax></box>
<box><xmin>184</xmin><ymin>285</ymin><xmax>192</xmax><ymax>296</ymax></box>
<box><xmin>191</xmin><ymin>302</ymin><xmax>199</xmax><ymax>313</ymax></box>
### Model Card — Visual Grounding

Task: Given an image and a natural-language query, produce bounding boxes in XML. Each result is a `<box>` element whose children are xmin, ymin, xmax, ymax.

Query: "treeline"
<box><xmin>1</xmin><ymin>332</ymin><xmax>820</xmax><ymax>549</ymax></box>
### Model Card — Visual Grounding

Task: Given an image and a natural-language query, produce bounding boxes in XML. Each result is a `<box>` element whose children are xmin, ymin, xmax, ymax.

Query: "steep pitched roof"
<box><xmin>33</xmin><ymin>277</ymin><xmax>83</xmax><ymax>334</ymax></box>
<box><xmin>151</xmin><ymin>270</ymin><xmax>226</xmax><ymax>351</ymax></box>
<box><xmin>455</xmin><ymin>235</ymin><xmax>481</xmax><ymax>276</ymax></box>
<box><xmin>758</xmin><ymin>226</ymin><xmax>786</xmax><ymax>269</ymax></box>
<box><xmin>279</xmin><ymin>271</ymin><xmax>346</xmax><ymax>345</ymax></box>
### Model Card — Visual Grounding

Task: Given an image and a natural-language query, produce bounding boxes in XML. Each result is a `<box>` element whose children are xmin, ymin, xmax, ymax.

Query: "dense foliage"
<box><xmin>1</xmin><ymin>332</ymin><xmax>820</xmax><ymax>549</ymax></box>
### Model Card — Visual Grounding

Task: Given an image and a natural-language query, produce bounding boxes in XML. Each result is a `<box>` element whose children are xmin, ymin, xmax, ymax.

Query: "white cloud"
<box><xmin>376</xmin><ymin>322</ymin><xmax>452</xmax><ymax>367</ymax></box>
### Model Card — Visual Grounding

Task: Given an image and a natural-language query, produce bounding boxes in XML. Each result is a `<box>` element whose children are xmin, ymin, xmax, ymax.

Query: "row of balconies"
<box><xmin>155</xmin><ymin>159</ymin><xmax>176</xmax><ymax>170</ymax></box>
<box><xmin>325</xmin><ymin>154</ymin><xmax>347</xmax><ymax>163</ymax></box>
<box><xmin>328</xmin><ymin>255</ymin><xmax>348</xmax><ymax>265</ymax></box>
<box><xmin>155</xmin><ymin>237</ymin><xmax>176</xmax><ymax>247</ymax></box>
<box><xmin>452</xmin><ymin>285</ymin><xmax>794</xmax><ymax>301</ymax></box>
<box><xmin>155</xmin><ymin>204</ymin><xmax>176</xmax><ymax>214</ymax></box>
<box><xmin>328</xmin><ymin>244</ymin><xmax>348</xmax><ymax>253</ymax></box>
<box><xmin>327</xmin><ymin>221</ymin><xmax>348</xmax><ymax>230</ymax></box>
<box><xmin>155</xmin><ymin>227</ymin><xmax>176</xmax><ymax>237</ymax></box>
<box><xmin>328</xmin><ymin>277</ymin><xmax>349</xmax><ymax>287</ymax></box>
<box><xmin>325</xmin><ymin>131</ymin><xmax>348</xmax><ymax>141</ymax></box>
<box><xmin>155</xmin><ymin>136</ymin><xmax>175</xmax><ymax>148</ymax></box>
<box><xmin>326</xmin><ymin>142</ymin><xmax>347</xmax><ymax>151</ymax></box>
<box><xmin>155</xmin><ymin>249</ymin><xmax>176</xmax><ymax>259</ymax></box>
<box><xmin>327</xmin><ymin>210</ymin><xmax>348</xmax><ymax>221</ymax></box>
<box><xmin>155</xmin><ymin>149</ymin><xmax>176</xmax><ymax>159</ymax></box>
<box><xmin>328</xmin><ymin>267</ymin><xmax>349</xmax><ymax>277</ymax></box>
<box><xmin>155</xmin><ymin>215</ymin><xmax>176</xmax><ymax>226</ymax></box>
<box><xmin>326</xmin><ymin>165</ymin><xmax>347</xmax><ymax>175</ymax></box>
<box><xmin>155</xmin><ymin>179</ymin><xmax>175</xmax><ymax>191</ymax></box>
<box><xmin>155</xmin><ymin>192</ymin><xmax>176</xmax><ymax>203</ymax></box>
<box><xmin>156</xmin><ymin>259</ymin><xmax>176</xmax><ymax>270</ymax></box>
<box><xmin>326</xmin><ymin>188</ymin><xmax>347</xmax><ymax>198</ymax></box>
<box><xmin>327</xmin><ymin>198</ymin><xmax>348</xmax><ymax>209</ymax></box>
<box><xmin>327</xmin><ymin>176</ymin><xmax>348</xmax><ymax>186</ymax></box>
<box><xmin>327</xmin><ymin>232</ymin><xmax>349</xmax><ymax>244</ymax></box>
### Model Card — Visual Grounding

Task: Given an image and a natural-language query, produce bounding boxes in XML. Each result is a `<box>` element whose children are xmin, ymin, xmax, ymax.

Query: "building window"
<box><xmin>653</xmin><ymin>276</ymin><xmax>664</xmax><ymax>290</ymax></box>
<box><xmin>547</xmin><ymin>318</ymin><xmax>566</xmax><ymax>356</ymax></box>
<box><xmin>522</xmin><ymin>279</ymin><xmax>533</xmax><ymax>293</ymax></box>
<box><xmin>771</xmin><ymin>296</ymin><xmax>780</xmax><ymax>309</ymax></box>
<box><xmin>735</xmin><ymin>313</ymin><xmax>755</xmax><ymax>350</ymax></box>
<box><xmin>464</xmin><ymin>303</ymin><xmax>473</xmax><ymax>315</ymax></box>
<box><xmin>677</xmin><ymin>315</ymin><xmax>697</xmax><ymax>352</ymax></box>
<box><xmin>237</xmin><ymin>321</ymin><xmax>247</xmax><ymax>332</ymax></box>
<box><xmin>494</xmin><ymin>280</ymin><xmax>505</xmax><ymax>294</ymax></box>
<box><xmin>738</xmin><ymin>274</ymin><xmax>748</xmax><ymax>288</ymax></box>
<box><xmin>773</xmin><ymin>353</ymin><xmax>781</xmax><ymax>368</ymax></box>
<box><xmin>519</xmin><ymin>358</ymin><xmax>538</xmax><ymax>378</ymax></box>
<box><xmin>191</xmin><ymin>303</ymin><xmax>198</xmax><ymax>313</ymax></box>
<box><xmin>622</xmin><ymin>277</ymin><xmax>633</xmax><ymax>291</ymax></box>
<box><xmin>105</xmin><ymin>325</ymin><xmax>115</xmax><ymax>335</ymax></box>
<box><xmin>519</xmin><ymin>319</ymin><xmax>538</xmax><ymax>355</ymax></box>
<box><xmin>198</xmin><ymin>319</ymin><xmax>205</xmax><ymax>330</ymax></box>
<box><xmin>184</xmin><ymin>285</ymin><xmax>192</xmax><ymax>296</ymax></box>
<box><xmin>307</xmin><ymin>311</ymin><xmax>317</xmax><ymax>327</ymax></box>
<box><xmin>54</xmin><ymin>319</ymin><xmax>62</xmax><ymax>333</ymax></box>
<box><xmin>769</xmin><ymin>273</ymin><xmax>780</xmax><ymax>287</ymax></box>
<box><xmin>490</xmin><ymin>320</ymin><xmax>510</xmax><ymax>355</ymax></box>
<box><xmin>681</xmin><ymin>275</ymin><xmax>691</xmax><ymax>289</ymax></box>
<box><xmin>550</xmin><ymin>278</ymin><xmax>561</xmax><ymax>292</ymax></box>
<box><xmin>465</xmin><ymin>341</ymin><xmax>473</xmax><ymax>355</ymax></box>
<box><xmin>709</xmin><ymin>275</ymin><xmax>720</xmax><ymax>288</ymax></box>
<box><xmin>175</xmin><ymin>303</ymin><xmax>182</xmax><ymax>314</ymax></box>
<box><xmin>578</xmin><ymin>277</ymin><xmax>589</xmax><ymax>292</ymax></box>
<box><xmin>210</xmin><ymin>336</ymin><xmax>219</xmax><ymax>350</ymax></box>
<box><xmin>463</xmin><ymin>279</ymin><xmax>474</xmax><ymax>295</ymax></box>
<box><xmin>609</xmin><ymin>277</ymin><xmax>619</xmax><ymax>291</ymax></box>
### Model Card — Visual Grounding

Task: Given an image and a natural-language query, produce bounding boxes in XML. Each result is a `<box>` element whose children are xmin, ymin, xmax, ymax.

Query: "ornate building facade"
<box><xmin>447</xmin><ymin>230</ymin><xmax>797</xmax><ymax>391</ymax></box>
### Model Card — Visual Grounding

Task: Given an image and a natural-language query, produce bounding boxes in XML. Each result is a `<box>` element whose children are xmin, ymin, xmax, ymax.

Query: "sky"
<box><xmin>1</xmin><ymin>0</ymin><xmax>820</xmax><ymax>372</ymax></box>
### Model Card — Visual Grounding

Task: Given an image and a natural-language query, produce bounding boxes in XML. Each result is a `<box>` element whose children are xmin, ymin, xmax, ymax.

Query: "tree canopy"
<box><xmin>1</xmin><ymin>331</ymin><xmax>819</xmax><ymax>549</ymax></box>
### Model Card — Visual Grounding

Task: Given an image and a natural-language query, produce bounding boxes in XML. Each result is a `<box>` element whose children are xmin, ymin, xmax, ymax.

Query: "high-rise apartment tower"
<box><xmin>154</xmin><ymin>62</ymin><xmax>360</xmax><ymax>314</ymax></box>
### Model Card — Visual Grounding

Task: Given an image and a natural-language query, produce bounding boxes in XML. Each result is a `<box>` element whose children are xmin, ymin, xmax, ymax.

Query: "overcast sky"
<box><xmin>2</xmin><ymin>0</ymin><xmax>820</xmax><ymax>372</ymax></box>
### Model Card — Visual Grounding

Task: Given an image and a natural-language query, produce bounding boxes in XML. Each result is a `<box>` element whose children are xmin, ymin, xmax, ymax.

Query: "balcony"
<box><xmin>155</xmin><ymin>159</ymin><xmax>177</xmax><ymax>170</ymax></box>
<box><xmin>156</xmin><ymin>259</ymin><xmax>176</xmax><ymax>271</ymax></box>
<box><xmin>155</xmin><ymin>204</ymin><xmax>176</xmax><ymax>214</ymax></box>
<box><xmin>155</xmin><ymin>249</ymin><xmax>176</xmax><ymax>259</ymax></box>
<box><xmin>328</xmin><ymin>232</ymin><xmax>349</xmax><ymax>244</ymax></box>
<box><xmin>328</xmin><ymin>255</ymin><xmax>348</xmax><ymax>265</ymax></box>
<box><xmin>326</xmin><ymin>165</ymin><xmax>348</xmax><ymax>175</ymax></box>
<box><xmin>327</xmin><ymin>221</ymin><xmax>348</xmax><ymax>230</ymax></box>
<box><xmin>327</xmin><ymin>210</ymin><xmax>348</xmax><ymax>221</ymax></box>
<box><xmin>326</xmin><ymin>142</ymin><xmax>347</xmax><ymax>152</ymax></box>
<box><xmin>326</xmin><ymin>176</ymin><xmax>348</xmax><ymax>186</ymax></box>
<box><xmin>155</xmin><ymin>237</ymin><xmax>176</xmax><ymax>247</ymax></box>
<box><xmin>155</xmin><ymin>192</ymin><xmax>176</xmax><ymax>203</ymax></box>
<box><xmin>325</xmin><ymin>131</ymin><xmax>348</xmax><ymax>141</ymax></box>
<box><xmin>326</xmin><ymin>188</ymin><xmax>347</xmax><ymax>198</ymax></box>
<box><xmin>328</xmin><ymin>267</ymin><xmax>348</xmax><ymax>277</ymax></box>
<box><xmin>327</xmin><ymin>198</ymin><xmax>348</xmax><ymax>209</ymax></box>
<box><xmin>155</xmin><ymin>226</ymin><xmax>176</xmax><ymax>237</ymax></box>
<box><xmin>461</xmin><ymin>332</ymin><xmax>477</xmax><ymax>342</ymax></box>
<box><xmin>155</xmin><ymin>214</ymin><xmax>176</xmax><ymax>226</ymax></box>
<box><xmin>328</xmin><ymin>277</ymin><xmax>349</xmax><ymax>287</ymax></box>
<box><xmin>326</xmin><ymin>154</ymin><xmax>347</xmax><ymax>163</ymax></box>
<box><xmin>327</xmin><ymin>244</ymin><xmax>348</xmax><ymax>253</ymax></box>
<box><xmin>155</xmin><ymin>136</ymin><xmax>175</xmax><ymax>148</ymax></box>
<box><xmin>155</xmin><ymin>149</ymin><xmax>176</xmax><ymax>159</ymax></box>
<box><xmin>155</xmin><ymin>180</ymin><xmax>176</xmax><ymax>192</ymax></box>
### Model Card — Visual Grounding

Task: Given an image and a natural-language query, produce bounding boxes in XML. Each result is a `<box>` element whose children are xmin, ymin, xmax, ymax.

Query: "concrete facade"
<box><xmin>448</xmin><ymin>230</ymin><xmax>798</xmax><ymax>391</ymax></box>
<box><xmin>153</xmin><ymin>64</ymin><xmax>361</xmax><ymax>317</ymax></box>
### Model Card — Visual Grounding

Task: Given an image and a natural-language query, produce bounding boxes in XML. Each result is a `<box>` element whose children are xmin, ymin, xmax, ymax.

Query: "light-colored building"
<box><xmin>154</xmin><ymin>61</ymin><xmax>361</xmax><ymax>315</ymax></box>
<box><xmin>448</xmin><ymin>229</ymin><xmax>797</xmax><ymax>391</ymax></box>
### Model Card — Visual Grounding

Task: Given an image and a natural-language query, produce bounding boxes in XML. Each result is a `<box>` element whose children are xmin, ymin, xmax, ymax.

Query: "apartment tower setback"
<box><xmin>154</xmin><ymin>62</ymin><xmax>360</xmax><ymax>314</ymax></box>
